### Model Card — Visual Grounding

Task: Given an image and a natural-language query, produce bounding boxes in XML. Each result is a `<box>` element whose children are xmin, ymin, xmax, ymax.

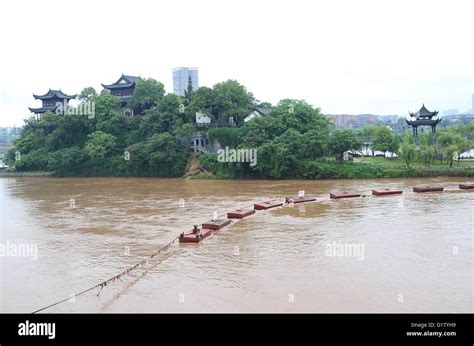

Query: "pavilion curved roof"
<box><xmin>409</xmin><ymin>104</ymin><xmax>439</xmax><ymax>119</ymax></box>
<box><xmin>33</xmin><ymin>89</ymin><xmax>77</xmax><ymax>100</ymax></box>
<box><xmin>28</xmin><ymin>106</ymin><xmax>57</xmax><ymax>114</ymax></box>
<box><xmin>405</xmin><ymin>118</ymin><xmax>441</xmax><ymax>126</ymax></box>
<box><xmin>102</xmin><ymin>74</ymin><xmax>141</xmax><ymax>89</ymax></box>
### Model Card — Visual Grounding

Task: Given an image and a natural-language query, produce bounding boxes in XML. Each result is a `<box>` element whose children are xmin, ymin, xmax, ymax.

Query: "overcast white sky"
<box><xmin>0</xmin><ymin>0</ymin><xmax>472</xmax><ymax>126</ymax></box>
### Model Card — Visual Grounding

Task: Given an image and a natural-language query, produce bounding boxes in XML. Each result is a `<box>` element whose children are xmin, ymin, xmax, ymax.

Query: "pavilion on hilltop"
<box><xmin>28</xmin><ymin>89</ymin><xmax>77</xmax><ymax>120</ymax></box>
<box><xmin>101</xmin><ymin>74</ymin><xmax>141</xmax><ymax>116</ymax></box>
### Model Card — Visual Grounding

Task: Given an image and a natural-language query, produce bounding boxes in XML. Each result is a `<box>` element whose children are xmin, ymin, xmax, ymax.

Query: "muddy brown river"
<box><xmin>0</xmin><ymin>177</ymin><xmax>472</xmax><ymax>313</ymax></box>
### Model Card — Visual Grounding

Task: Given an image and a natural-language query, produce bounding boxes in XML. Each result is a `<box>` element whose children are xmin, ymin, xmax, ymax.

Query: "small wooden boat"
<box><xmin>330</xmin><ymin>191</ymin><xmax>361</xmax><ymax>199</ymax></box>
<box><xmin>201</xmin><ymin>219</ymin><xmax>232</xmax><ymax>230</ymax></box>
<box><xmin>227</xmin><ymin>208</ymin><xmax>256</xmax><ymax>219</ymax></box>
<box><xmin>285</xmin><ymin>196</ymin><xmax>317</xmax><ymax>204</ymax></box>
<box><xmin>179</xmin><ymin>227</ymin><xmax>213</xmax><ymax>243</ymax></box>
<box><xmin>254</xmin><ymin>200</ymin><xmax>284</xmax><ymax>210</ymax></box>
<box><xmin>372</xmin><ymin>189</ymin><xmax>403</xmax><ymax>196</ymax></box>
<box><xmin>459</xmin><ymin>184</ymin><xmax>474</xmax><ymax>190</ymax></box>
<box><xmin>413</xmin><ymin>186</ymin><xmax>444</xmax><ymax>193</ymax></box>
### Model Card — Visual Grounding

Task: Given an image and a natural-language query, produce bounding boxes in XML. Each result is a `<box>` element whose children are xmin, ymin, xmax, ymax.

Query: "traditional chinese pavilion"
<box><xmin>101</xmin><ymin>74</ymin><xmax>141</xmax><ymax>116</ymax></box>
<box><xmin>406</xmin><ymin>104</ymin><xmax>442</xmax><ymax>140</ymax></box>
<box><xmin>29</xmin><ymin>89</ymin><xmax>77</xmax><ymax>119</ymax></box>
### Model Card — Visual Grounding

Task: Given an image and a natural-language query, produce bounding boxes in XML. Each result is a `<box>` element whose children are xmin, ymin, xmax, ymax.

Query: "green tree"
<box><xmin>45</xmin><ymin>114</ymin><xmax>91</xmax><ymax>151</ymax></box>
<box><xmin>11</xmin><ymin>148</ymin><xmax>49</xmax><ymax>171</ymax></box>
<box><xmin>208</xmin><ymin>127</ymin><xmax>247</xmax><ymax>148</ymax></box>
<box><xmin>78</xmin><ymin>87</ymin><xmax>97</xmax><ymax>103</ymax></box>
<box><xmin>272</xmin><ymin>129</ymin><xmax>307</xmax><ymax>159</ymax></box>
<box><xmin>173</xmin><ymin>123</ymin><xmax>195</xmax><ymax>138</ymax></box>
<box><xmin>443</xmin><ymin>144</ymin><xmax>457</xmax><ymax>168</ymax></box>
<box><xmin>47</xmin><ymin>147</ymin><xmax>86</xmax><ymax>173</ymax></box>
<box><xmin>243</xmin><ymin>115</ymin><xmax>285</xmax><ymax>147</ymax></box>
<box><xmin>372</xmin><ymin>126</ymin><xmax>392</xmax><ymax>157</ymax></box>
<box><xmin>400</xmin><ymin>133</ymin><xmax>416</xmax><ymax>168</ymax></box>
<box><xmin>129</xmin><ymin>78</ymin><xmax>165</xmax><ymax>114</ymax></box>
<box><xmin>139</xmin><ymin>101</ymin><xmax>181</xmax><ymax>138</ymax></box>
<box><xmin>186</xmin><ymin>86</ymin><xmax>217</xmax><ymax>124</ymax></box>
<box><xmin>212</xmin><ymin>80</ymin><xmax>254</xmax><ymax>127</ymax></box>
<box><xmin>94</xmin><ymin>90</ymin><xmax>121</xmax><ymax>118</ymax></box>
<box><xmin>388</xmin><ymin>134</ymin><xmax>400</xmax><ymax>158</ymax></box>
<box><xmin>157</xmin><ymin>93</ymin><xmax>183</xmax><ymax>116</ymax></box>
<box><xmin>437</xmin><ymin>131</ymin><xmax>471</xmax><ymax>167</ymax></box>
<box><xmin>142</xmin><ymin>132</ymin><xmax>189</xmax><ymax>176</ymax></box>
<box><xmin>419</xmin><ymin>144</ymin><xmax>436</xmax><ymax>168</ymax></box>
<box><xmin>6</xmin><ymin>112</ymin><xmax>59</xmax><ymax>167</ymax></box>
<box><xmin>184</xmin><ymin>76</ymin><xmax>194</xmax><ymax>105</ymax></box>
<box><xmin>84</xmin><ymin>131</ymin><xmax>117</xmax><ymax>160</ymax></box>
<box><xmin>302</xmin><ymin>128</ymin><xmax>330</xmax><ymax>159</ymax></box>
<box><xmin>358</xmin><ymin>126</ymin><xmax>375</xmax><ymax>156</ymax></box>
<box><xmin>455</xmin><ymin>136</ymin><xmax>471</xmax><ymax>165</ymax></box>
<box><xmin>254</xmin><ymin>141</ymin><xmax>297</xmax><ymax>178</ymax></box>
<box><xmin>270</xmin><ymin>99</ymin><xmax>328</xmax><ymax>134</ymax></box>
<box><xmin>329</xmin><ymin>129</ymin><xmax>362</xmax><ymax>162</ymax></box>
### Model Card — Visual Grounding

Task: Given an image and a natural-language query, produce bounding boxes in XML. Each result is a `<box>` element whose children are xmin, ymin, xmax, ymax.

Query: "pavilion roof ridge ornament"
<box><xmin>33</xmin><ymin>89</ymin><xmax>77</xmax><ymax>100</ymax></box>
<box><xmin>28</xmin><ymin>106</ymin><xmax>57</xmax><ymax>113</ymax></box>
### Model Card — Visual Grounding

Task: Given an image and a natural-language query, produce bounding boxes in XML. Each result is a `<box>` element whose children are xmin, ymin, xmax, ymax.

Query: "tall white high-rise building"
<box><xmin>172</xmin><ymin>67</ymin><xmax>199</xmax><ymax>96</ymax></box>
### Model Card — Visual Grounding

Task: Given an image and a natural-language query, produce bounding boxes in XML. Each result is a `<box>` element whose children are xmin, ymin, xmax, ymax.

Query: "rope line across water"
<box><xmin>31</xmin><ymin>235</ymin><xmax>180</xmax><ymax>314</ymax></box>
<box><xmin>30</xmin><ymin>199</ymin><xmax>279</xmax><ymax>314</ymax></box>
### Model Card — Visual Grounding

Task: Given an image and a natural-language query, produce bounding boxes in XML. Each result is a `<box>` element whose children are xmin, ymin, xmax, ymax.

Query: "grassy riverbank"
<box><xmin>0</xmin><ymin>171</ymin><xmax>54</xmax><ymax>177</ymax></box>
<box><xmin>189</xmin><ymin>155</ymin><xmax>474</xmax><ymax>179</ymax></box>
<box><xmin>2</xmin><ymin>157</ymin><xmax>473</xmax><ymax>180</ymax></box>
<box><xmin>355</xmin><ymin>156</ymin><xmax>474</xmax><ymax>168</ymax></box>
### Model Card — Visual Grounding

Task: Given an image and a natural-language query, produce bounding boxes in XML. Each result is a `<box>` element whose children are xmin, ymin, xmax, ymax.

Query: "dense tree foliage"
<box><xmin>372</xmin><ymin>126</ymin><xmax>393</xmax><ymax>156</ymax></box>
<box><xmin>129</xmin><ymin>78</ymin><xmax>165</xmax><ymax>115</ymax></box>
<box><xmin>5</xmin><ymin>77</ymin><xmax>473</xmax><ymax>179</ymax></box>
<box><xmin>358</xmin><ymin>126</ymin><xmax>375</xmax><ymax>156</ymax></box>
<box><xmin>400</xmin><ymin>133</ymin><xmax>417</xmax><ymax>168</ymax></box>
<box><xmin>187</xmin><ymin>80</ymin><xmax>254</xmax><ymax>127</ymax></box>
<box><xmin>78</xmin><ymin>87</ymin><xmax>97</xmax><ymax>102</ymax></box>
<box><xmin>329</xmin><ymin>129</ymin><xmax>362</xmax><ymax>161</ymax></box>
<box><xmin>437</xmin><ymin>129</ymin><xmax>471</xmax><ymax>167</ymax></box>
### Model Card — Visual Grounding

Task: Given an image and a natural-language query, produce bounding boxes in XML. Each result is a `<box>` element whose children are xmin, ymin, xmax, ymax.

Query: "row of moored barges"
<box><xmin>179</xmin><ymin>183</ymin><xmax>474</xmax><ymax>243</ymax></box>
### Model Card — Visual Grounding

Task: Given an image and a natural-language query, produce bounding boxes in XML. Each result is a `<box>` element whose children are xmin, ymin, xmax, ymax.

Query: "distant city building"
<box><xmin>472</xmin><ymin>94</ymin><xmax>474</xmax><ymax>114</ymax></box>
<box><xmin>443</xmin><ymin>108</ymin><xmax>459</xmax><ymax>116</ymax></box>
<box><xmin>0</xmin><ymin>127</ymin><xmax>21</xmax><ymax>146</ymax></box>
<box><xmin>357</xmin><ymin>114</ymin><xmax>378</xmax><ymax>126</ymax></box>
<box><xmin>324</xmin><ymin>114</ymin><xmax>378</xmax><ymax>128</ymax></box>
<box><xmin>0</xmin><ymin>128</ymin><xmax>6</xmax><ymax>145</ymax></box>
<box><xmin>0</xmin><ymin>127</ymin><xmax>20</xmax><ymax>167</ymax></box>
<box><xmin>102</xmin><ymin>74</ymin><xmax>141</xmax><ymax>116</ymax></box>
<box><xmin>442</xmin><ymin>113</ymin><xmax>474</xmax><ymax>125</ymax></box>
<box><xmin>173</xmin><ymin>67</ymin><xmax>198</xmax><ymax>96</ymax></box>
<box><xmin>376</xmin><ymin>114</ymin><xmax>399</xmax><ymax>125</ymax></box>
<box><xmin>28</xmin><ymin>89</ymin><xmax>77</xmax><ymax>119</ymax></box>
